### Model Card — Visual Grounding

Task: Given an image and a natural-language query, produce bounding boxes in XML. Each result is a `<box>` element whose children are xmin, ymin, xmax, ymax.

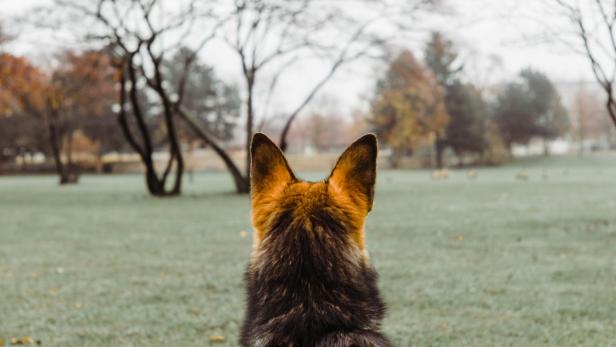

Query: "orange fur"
<box><xmin>250</xmin><ymin>133</ymin><xmax>377</xmax><ymax>251</ymax></box>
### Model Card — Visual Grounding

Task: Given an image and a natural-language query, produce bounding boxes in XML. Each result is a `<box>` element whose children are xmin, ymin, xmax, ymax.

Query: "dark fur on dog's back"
<box><xmin>241</xmin><ymin>204</ymin><xmax>389</xmax><ymax>346</ymax></box>
<box><xmin>241</xmin><ymin>133</ymin><xmax>392</xmax><ymax>347</ymax></box>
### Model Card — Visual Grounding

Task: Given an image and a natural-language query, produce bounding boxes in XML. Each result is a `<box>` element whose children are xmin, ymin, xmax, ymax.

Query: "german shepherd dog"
<box><xmin>240</xmin><ymin>133</ymin><xmax>393</xmax><ymax>347</ymax></box>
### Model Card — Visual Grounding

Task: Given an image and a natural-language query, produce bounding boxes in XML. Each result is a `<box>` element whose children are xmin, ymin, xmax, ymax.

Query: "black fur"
<box><xmin>240</xmin><ymin>196</ymin><xmax>393</xmax><ymax>347</ymax></box>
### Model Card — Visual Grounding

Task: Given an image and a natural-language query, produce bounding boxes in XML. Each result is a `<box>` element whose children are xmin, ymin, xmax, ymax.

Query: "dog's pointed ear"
<box><xmin>328</xmin><ymin>134</ymin><xmax>378</xmax><ymax>212</ymax></box>
<box><xmin>250</xmin><ymin>133</ymin><xmax>295</xmax><ymax>197</ymax></box>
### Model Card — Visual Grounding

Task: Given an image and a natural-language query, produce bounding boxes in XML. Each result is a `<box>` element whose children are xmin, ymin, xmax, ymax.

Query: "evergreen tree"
<box><xmin>445</xmin><ymin>81</ymin><xmax>488</xmax><ymax>161</ymax></box>
<box><xmin>495</xmin><ymin>68</ymin><xmax>569</xmax><ymax>153</ymax></box>
<box><xmin>425</xmin><ymin>32</ymin><xmax>487</xmax><ymax>166</ymax></box>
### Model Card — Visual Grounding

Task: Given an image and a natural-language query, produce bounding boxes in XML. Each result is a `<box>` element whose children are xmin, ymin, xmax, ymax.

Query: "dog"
<box><xmin>240</xmin><ymin>133</ymin><xmax>393</xmax><ymax>347</ymax></box>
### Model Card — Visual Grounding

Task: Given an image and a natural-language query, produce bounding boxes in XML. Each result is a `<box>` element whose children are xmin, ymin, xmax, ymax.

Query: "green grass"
<box><xmin>1</xmin><ymin>154</ymin><xmax>616</xmax><ymax>346</ymax></box>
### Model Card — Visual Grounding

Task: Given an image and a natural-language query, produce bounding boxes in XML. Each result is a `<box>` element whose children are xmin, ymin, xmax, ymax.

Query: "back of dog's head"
<box><xmin>249</xmin><ymin>133</ymin><xmax>378</xmax><ymax>262</ymax></box>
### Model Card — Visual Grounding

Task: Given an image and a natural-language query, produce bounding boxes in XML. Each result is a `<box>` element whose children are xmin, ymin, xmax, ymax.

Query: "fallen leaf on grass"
<box><xmin>209</xmin><ymin>335</ymin><xmax>225</xmax><ymax>342</ymax></box>
<box><xmin>9</xmin><ymin>336</ymin><xmax>34</xmax><ymax>345</ymax></box>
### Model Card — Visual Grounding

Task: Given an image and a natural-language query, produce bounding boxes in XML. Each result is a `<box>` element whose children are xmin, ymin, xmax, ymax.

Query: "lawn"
<box><xmin>1</xmin><ymin>154</ymin><xmax>616</xmax><ymax>346</ymax></box>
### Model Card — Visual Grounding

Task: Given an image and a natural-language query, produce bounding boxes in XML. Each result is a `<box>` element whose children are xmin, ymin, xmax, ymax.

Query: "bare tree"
<box><xmin>48</xmin><ymin>0</ymin><xmax>252</xmax><ymax>194</ymax></box>
<box><xmin>222</xmin><ymin>0</ymin><xmax>439</xmax><ymax>158</ymax></box>
<box><xmin>550</xmin><ymin>0</ymin><xmax>616</xmax><ymax>128</ymax></box>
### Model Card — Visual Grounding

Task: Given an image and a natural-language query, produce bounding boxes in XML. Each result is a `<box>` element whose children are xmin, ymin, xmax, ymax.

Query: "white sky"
<box><xmin>1</xmin><ymin>0</ymin><xmax>598</xmax><ymax>117</ymax></box>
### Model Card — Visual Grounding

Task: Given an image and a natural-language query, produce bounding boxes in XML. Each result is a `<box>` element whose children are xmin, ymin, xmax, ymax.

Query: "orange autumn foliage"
<box><xmin>0</xmin><ymin>53</ymin><xmax>49</xmax><ymax>117</ymax></box>
<box><xmin>369</xmin><ymin>50</ymin><xmax>448</xmax><ymax>157</ymax></box>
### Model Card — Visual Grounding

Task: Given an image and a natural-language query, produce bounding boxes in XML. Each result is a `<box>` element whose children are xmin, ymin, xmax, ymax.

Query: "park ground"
<box><xmin>1</xmin><ymin>154</ymin><xmax>616</xmax><ymax>346</ymax></box>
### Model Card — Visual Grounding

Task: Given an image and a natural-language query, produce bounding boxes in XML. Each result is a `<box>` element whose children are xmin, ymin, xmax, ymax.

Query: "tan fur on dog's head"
<box><xmin>250</xmin><ymin>133</ymin><xmax>377</xmax><ymax>250</ymax></box>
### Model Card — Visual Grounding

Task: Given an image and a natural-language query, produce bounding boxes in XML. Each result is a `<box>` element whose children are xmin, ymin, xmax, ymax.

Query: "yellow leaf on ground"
<box><xmin>10</xmin><ymin>336</ymin><xmax>33</xmax><ymax>345</ymax></box>
<box><xmin>209</xmin><ymin>335</ymin><xmax>225</xmax><ymax>342</ymax></box>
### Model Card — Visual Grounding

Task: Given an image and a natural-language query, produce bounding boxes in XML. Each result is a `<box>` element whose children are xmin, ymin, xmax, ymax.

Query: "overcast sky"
<box><xmin>1</xmin><ymin>0</ymin><xmax>597</xmax><ymax>116</ymax></box>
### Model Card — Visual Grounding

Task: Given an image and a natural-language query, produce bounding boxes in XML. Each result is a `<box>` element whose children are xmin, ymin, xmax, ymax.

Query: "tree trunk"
<box><xmin>606</xmin><ymin>93</ymin><xmax>616</xmax><ymax>129</ymax></box>
<box><xmin>434</xmin><ymin>137</ymin><xmax>445</xmax><ymax>169</ymax></box>
<box><xmin>116</xmin><ymin>105</ymin><xmax>167</xmax><ymax>197</ymax></box>
<box><xmin>148</xmin><ymin>54</ymin><xmax>184</xmax><ymax>196</ymax></box>
<box><xmin>145</xmin><ymin>167</ymin><xmax>169</xmax><ymax>196</ymax></box>
<box><xmin>48</xmin><ymin>122</ymin><xmax>65</xmax><ymax>181</ymax></box>
<box><xmin>115</xmin><ymin>56</ymin><xmax>182</xmax><ymax>197</ymax></box>
<box><xmin>48</xmin><ymin>121</ymin><xmax>78</xmax><ymax>185</ymax></box>
<box><xmin>177</xmin><ymin>108</ymin><xmax>249</xmax><ymax>193</ymax></box>
<box><xmin>245</xmin><ymin>78</ymin><xmax>255</xmax><ymax>183</ymax></box>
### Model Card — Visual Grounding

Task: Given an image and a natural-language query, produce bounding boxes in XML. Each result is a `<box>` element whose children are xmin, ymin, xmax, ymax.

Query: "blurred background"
<box><xmin>1</xmin><ymin>0</ymin><xmax>616</xmax><ymax>346</ymax></box>
<box><xmin>1</xmin><ymin>0</ymin><xmax>615</xmax><ymax>188</ymax></box>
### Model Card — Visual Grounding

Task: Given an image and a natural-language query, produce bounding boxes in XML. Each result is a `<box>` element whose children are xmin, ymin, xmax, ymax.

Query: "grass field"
<box><xmin>1</xmin><ymin>154</ymin><xmax>616</xmax><ymax>346</ymax></box>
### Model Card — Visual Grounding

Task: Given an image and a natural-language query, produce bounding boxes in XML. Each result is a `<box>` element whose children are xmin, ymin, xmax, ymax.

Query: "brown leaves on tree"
<box><xmin>0</xmin><ymin>54</ymin><xmax>48</xmax><ymax>117</ymax></box>
<box><xmin>369</xmin><ymin>50</ymin><xmax>449</xmax><ymax>166</ymax></box>
<box><xmin>0</xmin><ymin>50</ymin><xmax>116</xmax><ymax>181</ymax></box>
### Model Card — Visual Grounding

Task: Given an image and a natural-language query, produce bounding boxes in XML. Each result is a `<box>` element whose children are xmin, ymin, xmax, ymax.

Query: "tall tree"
<box><xmin>51</xmin><ymin>50</ymin><xmax>117</xmax><ymax>182</ymax></box>
<box><xmin>369</xmin><ymin>50</ymin><xmax>448</xmax><ymax>167</ymax></box>
<box><xmin>444</xmin><ymin>81</ymin><xmax>488</xmax><ymax>162</ymax></box>
<box><xmin>0</xmin><ymin>51</ymin><xmax>115</xmax><ymax>182</ymax></box>
<box><xmin>548</xmin><ymin>0</ymin><xmax>616</xmax><ymax>128</ymax></box>
<box><xmin>520</xmin><ymin>68</ymin><xmax>570</xmax><ymax>150</ymax></box>
<box><xmin>0</xmin><ymin>54</ymin><xmax>48</xmax><ymax>166</ymax></box>
<box><xmin>424</xmin><ymin>32</ymin><xmax>461</xmax><ymax>87</ymax></box>
<box><xmin>0</xmin><ymin>55</ymin><xmax>59</xmax><ymax>176</ymax></box>
<box><xmin>494</xmin><ymin>68</ymin><xmax>568</xmax><ymax>152</ymax></box>
<box><xmin>424</xmin><ymin>32</ymin><xmax>489</xmax><ymax>166</ymax></box>
<box><xmin>494</xmin><ymin>83</ymin><xmax>539</xmax><ymax>151</ymax></box>
<box><xmin>424</xmin><ymin>31</ymin><xmax>461</xmax><ymax>168</ymax></box>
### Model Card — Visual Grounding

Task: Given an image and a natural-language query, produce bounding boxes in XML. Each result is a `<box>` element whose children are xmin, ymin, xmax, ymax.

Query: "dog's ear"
<box><xmin>250</xmin><ymin>133</ymin><xmax>295</xmax><ymax>198</ymax></box>
<box><xmin>328</xmin><ymin>134</ymin><xmax>378</xmax><ymax>212</ymax></box>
